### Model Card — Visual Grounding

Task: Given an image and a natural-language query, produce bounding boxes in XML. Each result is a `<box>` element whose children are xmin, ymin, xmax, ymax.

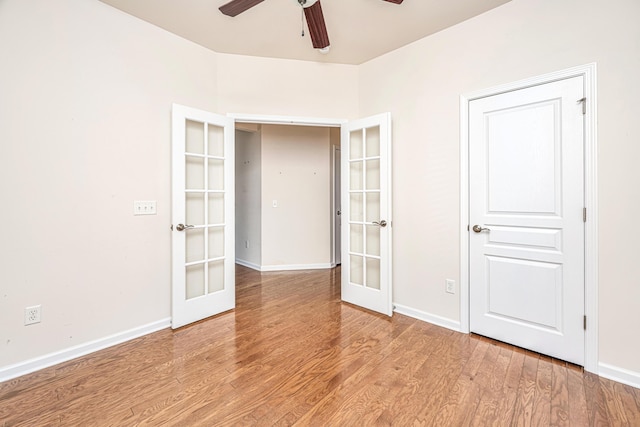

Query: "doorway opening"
<box><xmin>233</xmin><ymin>120</ymin><xmax>342</xmax><ymax>272</ymax></box>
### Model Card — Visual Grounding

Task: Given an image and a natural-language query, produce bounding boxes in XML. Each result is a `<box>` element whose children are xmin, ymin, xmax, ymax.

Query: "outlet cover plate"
<box><xmin>25</xmin><ymin>305</ymin><xmax>41</xmax><ymax>325</ymax></box>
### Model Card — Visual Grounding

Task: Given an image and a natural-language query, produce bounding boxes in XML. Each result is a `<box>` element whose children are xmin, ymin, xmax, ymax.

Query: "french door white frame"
<box><xmin>459</xmin><ymin>63</ymin><xmax>598</xmax><ymax>373</ymax></box>
<box><xmin>331</xmin><ymin>144</ymin><xmax>341</xmax><ymax>267</ymax></box>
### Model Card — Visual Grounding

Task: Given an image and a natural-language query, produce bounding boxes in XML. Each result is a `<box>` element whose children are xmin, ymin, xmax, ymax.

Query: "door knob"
<box><xmin>372</xmin><ymin>220</ymin><xmax>388</xmax><ymax>228</ymax></box>
<box><xmin>175</xmin><ymin>223</ymin><xmax>194</xmax><ymax>231</ymax></box>
<box><xmin>472</xmin><ymin>225</ymin><xmax>490</xmax><ymax>233</ymax></box>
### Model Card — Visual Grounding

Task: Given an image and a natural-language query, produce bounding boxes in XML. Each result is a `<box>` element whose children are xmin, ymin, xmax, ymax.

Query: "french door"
<box><xmin>341</xmin><ymin>113</ymin><xmax>393</xmax><ymax>316</ymax></box>
<box><xmin>469</xmin><ymin>77</ymin><xmax>585</xmax><ymax>364</ymax></box>
<box><xmin>171</xmin><ymin>104</ymin><xmax>235</xmax><ymax>329</ymax></box>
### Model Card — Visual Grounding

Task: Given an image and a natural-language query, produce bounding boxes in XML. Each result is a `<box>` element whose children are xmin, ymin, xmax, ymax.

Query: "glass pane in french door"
<box><xmin>348</xmin><ymin>125</ymin><xmax>382</xmax><ymax>290</ymax></box>
<box><xmin>184</xmin><ymin>120</ymin><xmax>226</xmax><ymax>300</ymax></box>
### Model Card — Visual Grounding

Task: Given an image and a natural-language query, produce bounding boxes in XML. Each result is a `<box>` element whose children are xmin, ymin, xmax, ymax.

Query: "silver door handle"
<box><xmin>175</xmin><ymin>223</ymin><xmax>194</xmax><ymax>231</ymax></box>
<box><xmin>472</xmin><ymin>225</ymin><xmax>490</xmax><ymax>233</ymax></box>
<box><xmin>372</xmin><ymin>220</ymin><xmax>387</xmax><ymax>228</ymax></box>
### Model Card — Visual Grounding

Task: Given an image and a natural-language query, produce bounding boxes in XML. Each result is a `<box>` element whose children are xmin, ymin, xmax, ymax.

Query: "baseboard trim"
<box><xmin>394</xmin><ymin>303</ymin><xmax>461</xmax><ymax>332</ymax></box>
<box><xmin>235</xmin><ymin>260</ymin><xmax>333</xmax><ymax>272</ymax></box>
<box><xmin>235</xmin><ymin>259</ymin><xmax>261</xmax><ymax>271</ymax></box>
<box><xmin>0</xmin><ymin>317</ymin><xmax>171</xmax><ymax>383</ymax></box>
<box><xmin>260</xmin><ymin>263</ymin><xmax>333</xmax><ymax>272</ymax></box>
<box><xmin>599</xmin><ymin>362</ymin><xmax>640</xmax><ymax>389</ymax></box>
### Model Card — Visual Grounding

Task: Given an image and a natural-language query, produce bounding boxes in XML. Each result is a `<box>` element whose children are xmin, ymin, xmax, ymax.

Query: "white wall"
<box><xmin>0</xmin><ymin>0</ymin><xmax>219</xmax><ymax>368</ymax></box>
<box><xmin>235</xmin><ymin>129</ymin><xmax>262</xmax><ymax>267</ymax></box>
<box><xmin>261</xmin><ymin>125</ymin><xmax>332</xmax><ymax>269</ymax></box>
<box><xmin>0</xmin><ymin>0</ymin><xmax>358</xmax><ymax>375</ymax></box>
<box><xmin>216</xmin><ymin>53</ymin><xmax>359</xmax><ymax>119</ymax></box>
<box><xmin>359</xmin><ymin>0</ymin><xmax>640</xmax><ymax>374</ymax></box>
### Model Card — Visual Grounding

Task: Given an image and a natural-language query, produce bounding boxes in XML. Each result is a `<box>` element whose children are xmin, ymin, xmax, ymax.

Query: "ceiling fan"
<box><xmin>218</xmin><ymin>0</ymin><xmax>404</xmax><ymax>51</ymax></box>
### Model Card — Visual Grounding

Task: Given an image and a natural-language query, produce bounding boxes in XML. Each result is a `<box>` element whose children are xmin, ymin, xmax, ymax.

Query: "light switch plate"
<box><xmin>445</xmin><ymin>279</ymin><xmax>456</xmax><ymax>294</ymax></box>
<box><xmin>134</xmin><ymin>201</ymin><xmax>157</xmax><ymax>215</ymax></box>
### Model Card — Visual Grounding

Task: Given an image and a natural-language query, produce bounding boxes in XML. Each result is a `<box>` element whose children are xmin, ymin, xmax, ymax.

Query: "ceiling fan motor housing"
<box><xmin>297</xmin><ymin>0</ymin><xmax>319</xmax><ymax>7</ymax></box>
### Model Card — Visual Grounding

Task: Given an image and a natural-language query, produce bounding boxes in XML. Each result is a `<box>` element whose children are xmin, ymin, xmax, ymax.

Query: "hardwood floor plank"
<box><xmin>494</xmin><ymin>346</ymin><xmax>526</xmax><ymax>425</ymax></box>
<box><xmin>566</xmin><ymin>365</ymin><xmax>589</xmax><ymax>427</ymax></box>
<box><xmin>293</xmin><ymin>322</ymin><xmax>445</xmax><ymax>426</ymax></box>
<box><xmin>429</xmin><ymin>335</ymin><xmax>489</xmax><ymax>426</ymax></box>
<box><xmin>618</xmin><ymin>383</ymin><xmax>640</xmax><ymax>426</ymax></box>
<box><xmin>584</xmin><ymin>371</ymin><xmax>612</xmax><ymax>425</ymax></box>
<box><xmin>441</xmin><ymin>337</ymin><xmax>502</xmax><ymax>426</ymax></box>
<box><xmin>530</xmin><ymin>355</ymin><xmax>553</xmax><ymax>426</ymax></box>
<box><xmin>355</xmin><ymin>322</ymin><xmax>441</xmax><ymax>425</ymax></box>
<box><xmin>409</xmin><ymin>333</ymin><xmax>483</xmax><ymax>425</ymax></box>
<box><xmin>0</xmin><ymin>368</ymin><xmax>57</xmax><ymax>397</ymax></box>
<box><xmin>631</xmin><ymin>384</ymin><xmax>640</xmax><ymax>413</ymax></box>
<box><xmin>468</xmin><ymin>344</ymin><xmax>514</xmax><ymax>425</ymax></box>
<box><xmin>600</xmin><ymin>377</ymin><xmax>640</xmax><ymax>426</ymax></box>
<box><xmin>1</xmin><ymin>265</ymin><xmax>639</xmax><ymax>426</ymax></box>
<box><xmin>335</xmin><ymin>322</ymin><xmax>437</xmax><ymax>425</ymax></box>
<box><xmin>379</xmin><ymin>328</ymin><xmax>459</xmax><ymax>425</ymax></box>
<box><xmin>510</xmin><ymin>350</ymin><xmax>539</xmax><ymax>426</ymax></box>
<box><xmin>550</xmin><ymin>359</ymin><xmax>570</xmax><ymax>426</ymax></box>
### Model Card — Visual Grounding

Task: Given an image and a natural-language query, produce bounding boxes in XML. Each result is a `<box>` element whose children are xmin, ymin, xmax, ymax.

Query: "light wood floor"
<box><xmin>2</xmin><ymin>265</ymin><xmax>639</xmax><ymax>426</ymax></box>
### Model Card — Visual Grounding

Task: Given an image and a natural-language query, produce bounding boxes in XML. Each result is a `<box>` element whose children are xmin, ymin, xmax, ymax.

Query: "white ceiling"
<box><xmin>98</xmin><ymin>0</ymin><xmax>511</xmax><ymax>65</ymax></box>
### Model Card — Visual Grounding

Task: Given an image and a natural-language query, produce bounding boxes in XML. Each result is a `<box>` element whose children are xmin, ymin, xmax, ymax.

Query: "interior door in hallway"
<box><xmin>469</xmin><ymin>77</ymin><xmax>585</xmax><ymax>365</ymax></box>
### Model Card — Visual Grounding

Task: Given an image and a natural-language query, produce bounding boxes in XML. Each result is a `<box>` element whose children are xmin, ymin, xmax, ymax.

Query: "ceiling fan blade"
<box><xmin>303</xmin><ymin>1</ymin><xmax>330</xmax><ymax>49</ymax></box>
<box><xmin>219</xmin><ymin>0</ymin><xmax>265</xmax><ymax>17</ymax></box>
<box><xmin>383</xmin><ymin>0</ymin><xmax>404</xmax><ymax>3</ymax></box>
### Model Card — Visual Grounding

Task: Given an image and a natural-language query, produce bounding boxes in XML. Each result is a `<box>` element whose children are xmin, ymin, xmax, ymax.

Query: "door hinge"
<box><xmin>583</xmin><ymin>315</ymin><xmax>587</xmax><ymax>330</ymax></box>
<box><xmin>583</xmin><ymin>207</ymin><xmax>587</xmax><ymax>222</ymax></box>
<box><xmin>577</xmin><ymin>97</ymin><xmax>587</xmax><ymax>115</ymax></box>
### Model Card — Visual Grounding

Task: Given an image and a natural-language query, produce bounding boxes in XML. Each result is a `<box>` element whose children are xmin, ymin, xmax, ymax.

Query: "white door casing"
<box><xmin>171</xmin><ymin>104</ymin><xmax>235</xmax><ymax>329</ymax></box>
<box><xmin>468</xmin><ymin>76</ymin><xmax>585</xmax><ymax>365</ymax></box>
<box><xmin>341</xmin><ymin>113</ymin><xmax>393</xmax><ymax>316</ymax></box>
<box><xmin>333</xmin><ymin>145</ymin><xmax>342</xmax><ymax>266</ymax></box>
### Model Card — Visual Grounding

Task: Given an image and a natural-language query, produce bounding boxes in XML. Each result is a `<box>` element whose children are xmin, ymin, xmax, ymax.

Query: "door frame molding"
<box><xmin>331</xmin><ymin>144</ymin><xmax>341</xmax><ymax>267</ymax></box>
<box><xmin>228</xmin><ymin>113</ymin><xmax>346</xmax><ymax>128</ymax></box>
<box><xmin>459</xmin><ymin>63</ymin><xmax>598</xmax><ymax>373</ymax></box>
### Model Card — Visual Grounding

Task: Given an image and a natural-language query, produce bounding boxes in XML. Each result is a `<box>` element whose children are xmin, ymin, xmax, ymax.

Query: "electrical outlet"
<box><xmin>445</xmin><ymin>279</ymin><xmax>456</xmax><ymax>294</ymax></box>
<box><xmin>24</xmin><ymin>305</ymin><xmax>41</xmax><ymax>325</ymax></box>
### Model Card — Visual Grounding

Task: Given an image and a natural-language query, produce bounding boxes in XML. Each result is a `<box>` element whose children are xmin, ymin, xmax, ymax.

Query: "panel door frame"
<box><xmin>460</xmin><ymin>63</ymin><xmax>598</xmax><ymax>373</ymax></box>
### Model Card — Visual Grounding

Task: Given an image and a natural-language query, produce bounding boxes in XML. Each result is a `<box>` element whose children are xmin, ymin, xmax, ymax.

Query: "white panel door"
<box><xmin>341</xmin><ymin>113</ymin><xmax>392</xmax><ymax>316</ymax></box>
<box><xmin>469</xmin><ymin>77</ymin><xmax>585</xmax><ymax>365</ymax></box>
<box><xmin>171</xmin><ymin>104</ymin><xmax>235</xmax><ymax>329</ymax></box>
